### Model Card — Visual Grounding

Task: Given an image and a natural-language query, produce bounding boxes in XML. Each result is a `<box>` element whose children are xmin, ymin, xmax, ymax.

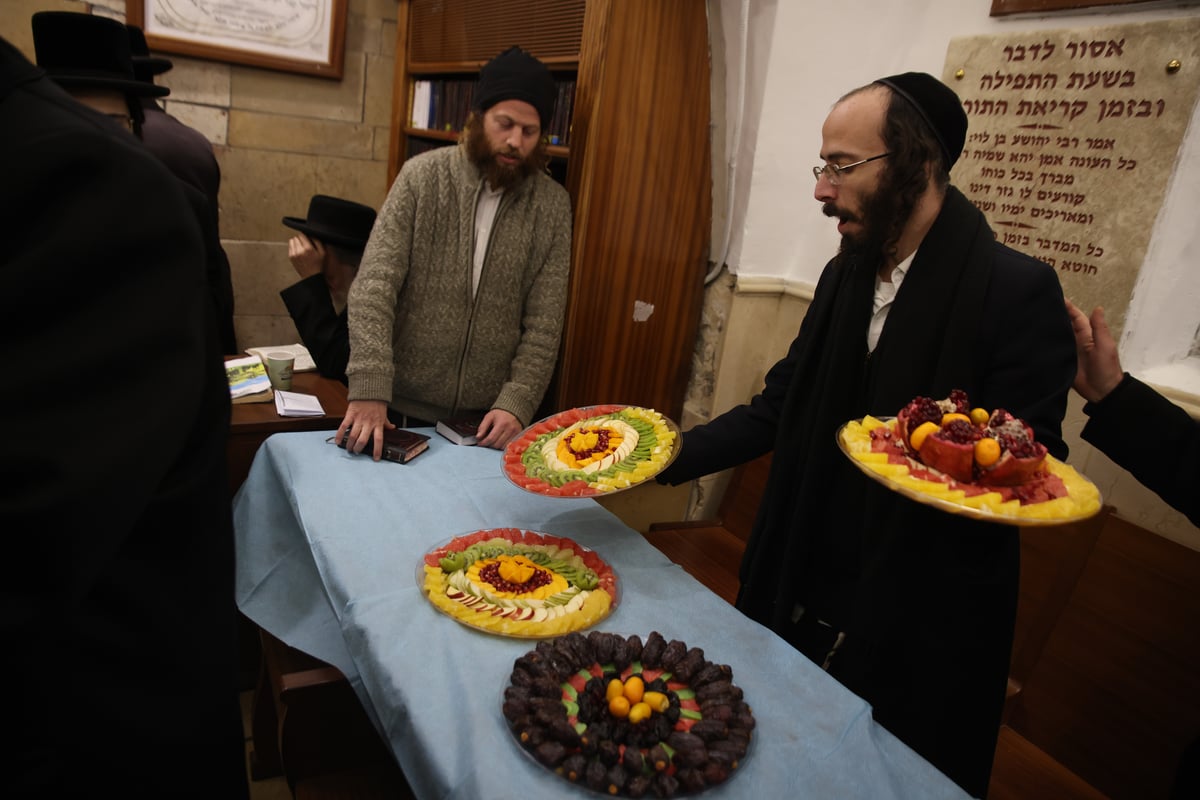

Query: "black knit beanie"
<box><xmin>473</xmin><ymin>45</ymin><xmax>556</xmax><ymax>130</ymax></box>
<box><xmin>874</xmin><ymin>72</ymin><xmax>968</xmax><ymax>168</ymax></box>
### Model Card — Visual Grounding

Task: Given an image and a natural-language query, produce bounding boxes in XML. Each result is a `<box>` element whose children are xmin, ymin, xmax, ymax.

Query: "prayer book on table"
<box><xmin>436</xmin><ymin>414</ymin><xmax>484</xmax><ymax>445</ymax></box>
<box><xmin>336</xmin><ymin>428</ymin><xmax>431</xmax><ymax>464</ymax></box>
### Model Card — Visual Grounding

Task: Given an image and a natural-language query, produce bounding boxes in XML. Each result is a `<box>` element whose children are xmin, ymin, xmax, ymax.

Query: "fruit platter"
<box><xmin>502</xmin><ymin>405</ymin><xmax>681</xmax><ymax>497</ymax></box>
<box><xmin>837</xmin><ymin>390</ymin><xmax>1101</xmax><ymax>525</ymax></box>
<box><xmin>420</xmin><ymin>528</ymin><xmax>619</xmax><ymax>638</ymax></box>
<box><xmin>502</xmin><ymin>630</ymin><xmax>754</xmax><ymax>797</ymax></box>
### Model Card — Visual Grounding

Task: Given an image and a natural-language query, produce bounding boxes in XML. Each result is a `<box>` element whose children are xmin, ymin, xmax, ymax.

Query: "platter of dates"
<box><xmin>502</xmin><ymin>630</ymin><xmax>754</xmax><ymax>797</ymax></box>
<box><xmin>502</xmin><ymin>405</ymin><xmax>681</xmax><ymax>497</ymax></box>
<box><xmin>837</xmin><ymin>391</ymin><xmax>1101</xmax><ymax>525</ymax></box>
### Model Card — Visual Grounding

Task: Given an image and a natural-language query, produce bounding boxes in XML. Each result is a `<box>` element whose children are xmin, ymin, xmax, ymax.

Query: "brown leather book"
<box><xmin>336</xmin><ymin>428</ymin><xmax>431</xmax><ymax>463</ymax></box>
<box><xmin>436</xmin><ymin>414</ymin><xmax>484</xmax><ymax>445</ymax></box>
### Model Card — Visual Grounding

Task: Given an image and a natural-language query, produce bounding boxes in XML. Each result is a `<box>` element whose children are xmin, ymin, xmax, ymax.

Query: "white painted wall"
<box><xmin>714</xmin><ymin>0</ymin><xmax>1200</xmax><ymax>398</ymax></box>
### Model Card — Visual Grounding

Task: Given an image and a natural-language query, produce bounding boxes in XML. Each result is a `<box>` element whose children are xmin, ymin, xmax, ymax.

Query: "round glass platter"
<box><xmin>501</xmin><ymin>404</ymin><xmax>682</xmax><ymax>498</ymax></box>
<box><xmin>836</xmin><ymin>416</ymin><xmax>1103</xmax><ymax>526</ymax></box>
<box><xmin>501</xmin><ymin>630</ymin><xmax>754</xmax><ymax>797</ymax></box>
<box><xmin>417</xmin><ymin>528</ymin><xmax>620</xmax><ymax>639</ymax></box>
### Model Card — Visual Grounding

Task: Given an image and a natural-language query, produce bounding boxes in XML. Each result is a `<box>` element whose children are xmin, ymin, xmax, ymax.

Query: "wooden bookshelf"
<box><xmin>388</xmin><ymin>0</ymin><xmax>711</xmax><ymax>420</ymax></box>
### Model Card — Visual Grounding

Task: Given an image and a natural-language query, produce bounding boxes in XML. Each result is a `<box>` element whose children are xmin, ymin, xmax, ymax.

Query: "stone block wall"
<box><xmin>2</xmin><ymin>0</ymin><xmax>399</xmax><ymax>353</ymax></box>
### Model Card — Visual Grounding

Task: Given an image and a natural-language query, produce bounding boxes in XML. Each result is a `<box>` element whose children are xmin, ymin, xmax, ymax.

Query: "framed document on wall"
<box><xmin>126</xmin><ymin>0</ymin><xmax>347</xmax><ymax>80</ymax></box>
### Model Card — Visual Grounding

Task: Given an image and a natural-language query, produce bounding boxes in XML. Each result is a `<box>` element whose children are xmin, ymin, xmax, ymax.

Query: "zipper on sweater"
<box><xmin>452</xmin><ymin>181</ymin><xmax>513</xmax><ymax>411</ymax></box>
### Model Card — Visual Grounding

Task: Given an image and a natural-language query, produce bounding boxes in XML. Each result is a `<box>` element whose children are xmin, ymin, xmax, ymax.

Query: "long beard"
<box><xmin>825</xmin><ymin>181</ymin><xmax>906</xmax><ymax>265</ymax></box>
<box><xmin>465</xmin><ymin>122</ymin><xmax>535</xmax><ymax>191</ymax></box>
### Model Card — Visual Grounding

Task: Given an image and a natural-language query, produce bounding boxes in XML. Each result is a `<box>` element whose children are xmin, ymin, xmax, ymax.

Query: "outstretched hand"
<box><xmin>1065</xmin><ymin>299</ymin><xmax>1124</xmax><ymax>404</ymax></box>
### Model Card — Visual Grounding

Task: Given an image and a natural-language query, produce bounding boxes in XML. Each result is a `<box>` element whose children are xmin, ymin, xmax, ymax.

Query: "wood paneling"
<box><xmin>557</xmin><ymin>0</ymin><xmax>711</xmax><ymax>418</ymax></box>
<box><xmin>1007</xmin><ymin>514</ymin><xmax>1200</xmax><ymax>799</ymax></box>
<box><xmin>408</xmin><ymin>0</ymin><xmax>585</xmax><ymax>66</ymax></box>
<box><xmin>644</xmin><ymin>454</ymin><xmax>772</xmax><ymax>606</ymax></box>
<box><xmin>988</xmin><ymin>725</ymin><xmax>1108</xmax><ymax>800</ymax></box>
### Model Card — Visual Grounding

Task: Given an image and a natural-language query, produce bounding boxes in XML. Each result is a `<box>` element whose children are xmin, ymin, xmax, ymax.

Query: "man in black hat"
<box><xmin>0</xmin><ymin>29</ymin><xmax>247</xmax><ymax>798</ymax></box>
<box><xmin>128</xmin><ymin>25</ymin><xmax>222</xmax><ymax>212</ymax></box>
<box><xmin>657</xmin><ymin>73</ymin><xmax>1076</xmax><ymax>796</ymax></box>
<box><xmin>338</xmin><ymin>45</ymin><xmax>571</xmax><ymax>457</ymax></box>
<box><xmin>280</xmin><ymin>194</ymin><xmax>378</xmax><ymax>383</ymax></box>
<box><xmin>128</xmin><ymin>23</ymin><xmax>237</xmax><ymax>354</ymax></box>
<box><xmin>31</xmin><ymin>10</ymin><xmax>166</xmax><ymax>136</ymax></box>
<box><xmin>31</xmin><ymin>11</ymin><xmax>238</xmax><ymax>355</ymax></box>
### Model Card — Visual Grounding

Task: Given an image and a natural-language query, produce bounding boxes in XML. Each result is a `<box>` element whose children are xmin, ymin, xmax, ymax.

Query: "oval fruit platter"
<box><xmin>502</xmin><ymin>404</ymin><xmax>681</xmax><ymax>497</ymax></box>
<box><xmin>419</xmin><ymin>528</ymin><xmax>619</xmax><ymax>638</ymax></box>
<box><xmin>837</xmin><ymin>415</ymin><xmax>1102</xmax><ymax>525</ymax></box>
<box><xmin>502</xmin><ymin>630</ymin><xmax>754</xmax><ymax>797</ymax></box>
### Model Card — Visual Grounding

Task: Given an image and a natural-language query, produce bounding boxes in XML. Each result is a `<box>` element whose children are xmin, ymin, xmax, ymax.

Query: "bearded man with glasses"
<box><xmin>659</xmin><ymin>73</ymin><xmax>1076</xmax><ymax>797</ymax></box>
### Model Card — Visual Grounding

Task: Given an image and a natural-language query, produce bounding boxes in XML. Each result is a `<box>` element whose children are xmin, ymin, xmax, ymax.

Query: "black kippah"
<box><xmin>473</xmin><ymin>46</ymin><xmax>556</xmax><ymax>130</ymax></box>
<box><xmin>874</xmin><ymin>72</ymin><xmax>968</xmax><ymax>168</ymax></box>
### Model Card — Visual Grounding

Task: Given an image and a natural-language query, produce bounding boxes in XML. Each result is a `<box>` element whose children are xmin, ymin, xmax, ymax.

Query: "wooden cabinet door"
<box><xmin>556</xmin><ymin>0</ymin><xmax>711</xmax><ymax>419</ymax></box>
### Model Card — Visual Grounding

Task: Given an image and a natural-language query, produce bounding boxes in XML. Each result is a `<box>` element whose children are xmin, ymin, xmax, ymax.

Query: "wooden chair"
<box><xmin>643</xmin><ymin>453</ymin><xmax>772</xmax><ymax>604</ymax></box>
<box><xmin>250</xmin><ymin>629</ymin><xmax>414</xmax><ymax>798</ymax></box>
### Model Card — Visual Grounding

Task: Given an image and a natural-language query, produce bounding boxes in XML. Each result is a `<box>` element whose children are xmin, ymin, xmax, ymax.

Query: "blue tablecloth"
<box><xmin>233</xmin><ymin>430</ymin><xmax>969</xmax><ymax>799</ymax></box>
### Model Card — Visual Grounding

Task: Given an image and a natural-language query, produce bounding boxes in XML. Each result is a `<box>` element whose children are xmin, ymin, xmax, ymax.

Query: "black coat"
<box><xmin>660</xmin><ymin>187</ymin><xmax>1076</xmax><ymax>797</ymax></box>
<box><xmin>281</xmin><ymin>273</ymin><xmax>350</xmax><ymax>383</ymax></box>
<box><xmin>1083</xmin><ymin>375</ymin><xmax>1200</xmax><ymax>527</ymax></box>
<box><xmin>0</xmin><ymin>39</ymin><xmax>246</xmax><ymax>797</ymax></box>
<box><xmin>141</xmin><ymin>102</ymin><xmax>237</xmax><ymax>354</ymax></box>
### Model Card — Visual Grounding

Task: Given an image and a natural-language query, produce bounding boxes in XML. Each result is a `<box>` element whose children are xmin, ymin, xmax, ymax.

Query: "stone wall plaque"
<box><xmin>944</xmin><ymin>18</ymin><xmax>1200</xmax><ymax>335</ymax></box>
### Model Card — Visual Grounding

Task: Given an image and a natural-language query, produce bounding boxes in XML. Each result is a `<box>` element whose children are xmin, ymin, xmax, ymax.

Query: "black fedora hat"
<box><xmin>282</xmin><ymin>195</ymin><xmax>377</xmax><ymax>250</ymax></box>
<box><xmin>128</xmin><ymin>24</ymin><xmax>173</xmax><ymax>83</ymax></box>
<box><xmin>33</xmin><ymin>12</ymin><xmax>168</xmax><ymax>98</ymax></box>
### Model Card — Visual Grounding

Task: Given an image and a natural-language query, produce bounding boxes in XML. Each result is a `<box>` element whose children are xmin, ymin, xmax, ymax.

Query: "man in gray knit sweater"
<box><xmin>338</xmin><ymin>47</ymin><xmax>572</xmax><ymax>458</ymax></box>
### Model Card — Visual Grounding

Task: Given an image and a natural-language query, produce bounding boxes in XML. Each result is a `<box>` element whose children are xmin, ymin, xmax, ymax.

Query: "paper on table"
<box><xmin>246</xmin><ymin>344</ymin><xmax>316</xmax><ymax>372</ymax></box>
<box><xmin>275</xmin><ymin>390</ymin><xmax>325</xmax><ymax>417</ymax></box>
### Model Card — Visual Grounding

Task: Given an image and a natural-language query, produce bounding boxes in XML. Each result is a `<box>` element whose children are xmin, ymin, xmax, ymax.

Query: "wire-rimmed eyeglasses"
<box><xmin>812</xmin><ymin>153</ymin><xmax>891</xmax><ymax>186</ymax></box>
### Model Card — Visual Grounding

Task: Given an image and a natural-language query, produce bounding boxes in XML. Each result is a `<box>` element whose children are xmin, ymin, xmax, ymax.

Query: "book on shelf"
<box><xmin>411</xmin><ymin>80</ymin><xmax>431</xmax><ymax>128</ymax></box>
<box><xmin>436</xmin><ymin>414</ymin><xmax>485</xmax><ymax>445</ymax></box>
<box><xmin>245</xmin><ymin>343</ymin><xmax>316</xmax><ymax>373</ymax></box>
<box><xmin>336</xmin><ymin>428</ymin><xmax>431</xmax><ymax>464</ymax></box>
<box><xmin>410</xmin><ymin>79</ymin><xmax>476</xmax><ymax>133</ymax></box>
<box><xmin>547</xmin><ymin>79</ymin><xmax>575</xmax><ymax>146</ymax></box>
<box><xmin>226</xmin><ymin>355</ymin><xmax>273</xmax><ymax>404</ymax></box>
<box><xmin>274</xmin><ymin>390</ymin><xmax>325</xmax><ymax>418</ymax></box>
